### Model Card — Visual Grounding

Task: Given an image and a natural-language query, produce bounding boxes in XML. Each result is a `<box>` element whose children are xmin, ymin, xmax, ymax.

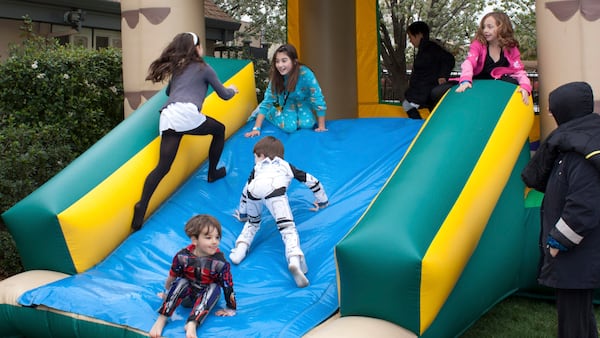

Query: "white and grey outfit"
<box><xmin>231</xmin><ymin>156</ymin><xmax>328</xmax><ymax>276</ymax></box>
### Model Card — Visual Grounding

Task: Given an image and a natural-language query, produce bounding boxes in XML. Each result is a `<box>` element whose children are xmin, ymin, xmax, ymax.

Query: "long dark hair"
<box><xmin>270</xmin><ymin>44</ymin><xmax>303</xmax><ymax>95</ymax></box>
<box><xmin>146</xmin><ymin>32</ymin><xmax>205</xmax><ymax>83</ymax></box>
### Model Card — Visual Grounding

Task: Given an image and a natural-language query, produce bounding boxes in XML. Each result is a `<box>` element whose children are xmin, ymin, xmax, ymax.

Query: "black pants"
<box><xmin>133</xmin><ymin>116</ymin><xmax>225</xmax><ymax>228</ymax></box>
<box><xmin>556</xmin><ymin>288</ymin><xmax>598</xmax><ymax>338</ymax></box>
<box><xmin>430</xmin><ymin>81</ymin><xmax>456</xmax><ymax>107</ymax></box>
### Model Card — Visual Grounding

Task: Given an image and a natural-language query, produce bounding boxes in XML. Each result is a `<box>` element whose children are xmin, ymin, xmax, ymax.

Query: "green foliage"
<box><xmin>217</xmin><ymin>44</ymin><xmax>270</xmax><ymax>103</ymax></box>
<box><xmin>0</xmin><ymin>122</ymin><xmax>76</xmax><ymax>213</ymax></box>
<box><xmin>491</xmin><ymin>0</ymin><xmax>537</xmax><ymax>60</ymax></box>
<box><xmin>210</xmin><ymin>0</ymin><xmax>279</xmax><ymax>103</ymax></box>
<box><xmin>379</xmin><ymin>0</ymin><xmax>488</xmax><ymax>101</ymax></box>
<box><xmin>0</xmin><ymin>230</ymin><xmax>23</xmax><ymax>278</ymax></box>
<box><xmin>0</xmin><ymin>122</ymin><xmax>72</xmax><ymax>278</ymax></box>
<box><xmin>212</xmin><ymin>0</ymin><xmax>287</xmax><ymax>45</ymax></box>
<box><xmin>0</xmin><ymin>34</ymin><xmax>124</xmax><ymax>279</ymax></box>
<box><xmin>252</xmin><ymin>57</ymin><xmax>270</xmax><ymax>103</ymax></box>
<box><xmin>378</xmin><ymin>0</ymin><xmax>537</xmax><ymax>101</ymax></box>
<box><xmin>0</xmin><ymin>36</ymin><xmax>124</xmax><ymax>153</ymax></box>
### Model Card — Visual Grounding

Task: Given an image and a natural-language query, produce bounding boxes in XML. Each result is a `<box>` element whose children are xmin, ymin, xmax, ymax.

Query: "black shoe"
<box><xmin>406</xmin><ymin>107</ymin><xmax>422</xmax><ymax>119</ymax></box>
<box><xmin>131</xmin><ymin>202</ymin><xmax>144</xmax><ymax>231</ymax></box>
<box><xmin>208</xmin><ymin>167</ymin><xmax>226</xmax><ymax>183</ymax></box>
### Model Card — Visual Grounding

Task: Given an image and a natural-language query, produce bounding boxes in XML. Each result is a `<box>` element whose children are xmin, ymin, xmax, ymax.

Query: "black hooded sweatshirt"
<box><xmin>521</xmin><ymin>81</ymin><xmax>600</xmax><ymax>192</ymax></box>
<box><xmin>522</xmin><ymin>81</ymin><xmax>600</xmax><ymax>289</ymax></box>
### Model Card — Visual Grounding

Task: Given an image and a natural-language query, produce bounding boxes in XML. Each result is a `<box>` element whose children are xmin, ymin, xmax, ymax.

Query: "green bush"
<box><xmin>0</xmin><ymin>230</ymin><xmax>22</xmax><ymax>278</ymax></box>
<box><xmin>0</xmin><ymin>122</ymin><xmax>76</xmax><ymax>213</ymax></box>
<box><xmin>0</xmin><ymin>34</ymin><xmax>124</xmax><ymax>279</ymax></box>
<box><xmin>253</xmin><ymin>57</ymin><xmax>270</xmax><ymax>103</ymax></box>
<box><xmin>0</xmin><ymin>36</ymin><xmax>123</xmax><ymax>154</ymax></box>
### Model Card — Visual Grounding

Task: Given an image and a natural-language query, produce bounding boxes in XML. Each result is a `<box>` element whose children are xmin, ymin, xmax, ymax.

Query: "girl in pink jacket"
<box><xmin>455</xmin><ymin>12</ymin><xmax>531</xmax><ymax>104</ymax></box>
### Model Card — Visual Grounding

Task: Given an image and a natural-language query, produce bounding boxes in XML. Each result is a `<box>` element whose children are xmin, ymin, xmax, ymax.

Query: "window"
<box><xmin>51</xmin><ymin>25</ymin><xmax>121</xmax><ymax>50</ymax></box>
<box><xmin>94</xmin><ymin>29</ymin><xmax>121</xmax><ymax>49</ymax></box>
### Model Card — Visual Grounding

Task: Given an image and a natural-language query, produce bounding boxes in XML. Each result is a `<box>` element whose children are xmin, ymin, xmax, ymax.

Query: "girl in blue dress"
<box><xmin>245</xmin><ymin>44</ymin><xmax>327</xmax><ymax>136</ymax></box>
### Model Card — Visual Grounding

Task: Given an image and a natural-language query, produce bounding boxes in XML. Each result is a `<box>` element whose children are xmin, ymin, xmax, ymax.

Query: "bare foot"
<box><xmin>149</xmin><ymin>315</ymin><xmax>167</xmax><ymax>338</ymax></box>
<box><xmin>184</xmin><ymin>321</ymin><xmax>198</xmax><ymax>338</ymax></box>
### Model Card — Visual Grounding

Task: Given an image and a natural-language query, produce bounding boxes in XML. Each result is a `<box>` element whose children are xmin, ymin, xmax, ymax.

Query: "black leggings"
<box><xmin>135</xmin><ymin>116</ymin><xmax>225</xmax><ymax>222</ymax></box>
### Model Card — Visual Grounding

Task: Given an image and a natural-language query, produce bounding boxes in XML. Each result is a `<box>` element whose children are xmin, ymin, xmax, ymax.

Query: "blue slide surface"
<box><xmin>18</xmin><ymin>118</ymin><xmax>422</xmax><ymax>337</ymax></box>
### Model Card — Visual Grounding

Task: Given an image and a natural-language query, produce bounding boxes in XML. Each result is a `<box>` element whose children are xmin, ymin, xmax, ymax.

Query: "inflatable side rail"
<box><xmin>1</xmin><ymin>57</ymin><xmax>257</xmax><ymax>275</ymax></box>
<box><xmin>334</xmin><ymin>80</ymin><xmax>534</xmax><ymax>337</ymax></box>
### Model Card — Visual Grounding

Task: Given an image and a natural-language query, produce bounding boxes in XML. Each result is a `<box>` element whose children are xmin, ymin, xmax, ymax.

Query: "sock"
<box><xmin>288</xmin><ymin>256</ymin><xmax>309</xmax><ymax>288</ymax></box>
<box><xmin>229</xmin><ymin>243</ymin><xmax>249</xmax><ymax>264</ymax></box>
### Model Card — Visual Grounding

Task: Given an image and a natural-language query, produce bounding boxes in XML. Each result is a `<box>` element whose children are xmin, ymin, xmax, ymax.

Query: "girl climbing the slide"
<box><xmin>131</xmin><ymin>32</ymin><xmax>239</xmax><ymax>231</ymax></box>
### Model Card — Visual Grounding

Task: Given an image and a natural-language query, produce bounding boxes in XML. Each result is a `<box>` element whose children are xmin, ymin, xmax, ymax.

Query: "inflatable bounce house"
<box><xmin>1</xmin><ymin>0</ymin><xmax>599</xmax><ymax>337</ymax></box>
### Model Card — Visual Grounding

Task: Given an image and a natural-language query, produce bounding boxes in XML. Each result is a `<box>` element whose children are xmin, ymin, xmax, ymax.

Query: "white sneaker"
<box><xmin>288</xmin><ymin>256</ymin><xmax>309</xmax><ymax>288</ymax></box>
<box><xmin>229</xmin><ymin>243</ymin><xmax>249</xmax><ymax>264</ymax></box>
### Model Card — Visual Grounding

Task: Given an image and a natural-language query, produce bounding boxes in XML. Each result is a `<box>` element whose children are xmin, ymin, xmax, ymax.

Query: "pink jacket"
<box><xmin>458</xmin><ymin>40</ymin><xmax>532</xmax><ymax>94</ymax></box>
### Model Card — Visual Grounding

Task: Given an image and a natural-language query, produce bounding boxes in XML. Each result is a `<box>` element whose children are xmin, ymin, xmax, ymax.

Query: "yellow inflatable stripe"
<box><xmin>287</xmin><ymin>0</ymin><xmax>301</xmax><ymax>54</ymax></box>
<box><xmin>419</xmin><ymin>91</ymin><xmax>533</xmax><ymax>333</ymax></box>
<box><xmin>58</xmin><ymin>63</ymin><xmax>257</xmax><ymax>272</ymax></box>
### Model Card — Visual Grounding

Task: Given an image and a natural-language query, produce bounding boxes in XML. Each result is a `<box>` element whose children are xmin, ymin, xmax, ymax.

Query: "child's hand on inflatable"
<box><xmin>244</xmin><ymin>129</ymin><xmax>260</xmax><ymax>138</ymax></box>
<box><xmin>310</xmin><ymin>200</ymin><xmax>329</xmax><ymax>211</ymax></box>
<box><xmin>215</xmin><ymin>308</ymin><xmax>236</xmax><ymax>316</ymax></box>
<box><xmin>455</xmin><ymin>81</ymin><xmax>471</xmax><ymax>93</ymax></box>
<box><xmin>233</xmin><ymin>210</ymin><xmax>248</xmax><ymax>222</ymax></box>
<box><xmin>519</xmin><ymin>88</ymin><xmax>530</xmax><ymax>105</ymax></box>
